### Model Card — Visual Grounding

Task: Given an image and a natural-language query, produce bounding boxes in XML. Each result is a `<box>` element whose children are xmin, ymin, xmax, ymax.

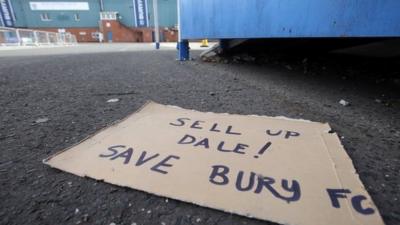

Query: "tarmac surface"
<box><xmin>0</xmin><ymin>43</ymin><xmax>399</xmax><ymax>225</ymax></box>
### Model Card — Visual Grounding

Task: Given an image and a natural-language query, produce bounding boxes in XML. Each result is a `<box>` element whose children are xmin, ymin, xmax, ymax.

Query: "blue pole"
<box><xmin>177</xmin><ymin>0</ymin><xmax>189</xmax><ymax>60</ymax></box>
<box><xmin>178</xmin><ymin>40</ymin><xmax>189</xmax><ymax>60</ymax></box>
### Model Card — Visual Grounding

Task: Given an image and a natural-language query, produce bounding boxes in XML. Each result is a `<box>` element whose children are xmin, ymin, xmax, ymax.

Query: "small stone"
<box><xmin>68</xmin><ymin>181</ymin><xmax>73</xmax><ymax>187</ymax></box>
<box><xmin>209</xmin><ymin>92</ymin><xmax>216</xmax><ymax>96</ymax></box>
<box><xmin>385</xmin><ymin>102</ymin><xmax>392</xmax><ymax>107</ymax></box>
<box><xmin>35</xmin><ymin>117</ymin><xmax>49</xmax><ymax>123</ymax></box>
<box><xmin>147</xmin><ymin>210</ymin><xmax>151</xmax><ymax>214</ymax></box>
<box><xmin>131</xmin><ymin>223</ymin><xmax>137</xmax><ymax>225</ymax></box>
<box><xmin>240</xmin><ymin>54</ymin><xmax>255</xmax><ymax>62</ymax></box>
<box><xmin>196</xmin><ymin>218</ymin><xmax>201</xmax><ymax>223</ymax></box>
<box><xmin>107</xmin><ymin>98</ymin><xmax>120</xmax><ymax>103</ymax></box>
<box><xmin>339</xmin><ymin>99</ymin><xmax>350</xmax><ymax>106</ymax></box>
<box><xmin>110</xmin><ymin>223</ymin><xmax>116</xmax><ymax>225</ymax></box>
<box><xmin>74</xmin><ymin>208</ymin><xmax>79</xmax><ymax>214</ymax></box>
<box><xmin>128</xmin><ymin>203</ymin><xmax>132</xmax><ymax>207</ymax></box>
<box><xmin>285</xmin><ymin>65</ymin><xmax>292</xmax><ymax>70</ymax></box>
<box><xmin>211</xmin><ymin>56</ymin><xmax>222</xmax><ymax>63</ymax></box>
<box><xmin>393</xmin><ymin>78</ymin><xmax>400</xmax><ymax>86</ymax></box>
<box><xmin>165</xmin><ymin>198</ymin><xmax>169</xmax><ymax>203</ymax></box>
<box><xmin>82</xmin><ymin>214</ymin><xmax>89</xmax><ymax>222</ymax></box>
<box><xmin>140</xmin><ymin>208</ymin><xmax>145</xmax><ymax>212</ymax></box>
<box><xmin>375</xmin><ymin>99</ymin><xmax>382</xmax><ymax>103</ymax></box>
<box><xmin>161</xmin><ymin>222</ymin><xmax>166</xmax><ymax>225</ymax></box>
<box><xmin>385</xmin><ymin>174</ymin><xmax>390</xmax><ymax>178</ymax></box>
<box><xmin>109</xmin><ymin>188</ymin><xmax>118</xmax><ymax>193</ymax></box>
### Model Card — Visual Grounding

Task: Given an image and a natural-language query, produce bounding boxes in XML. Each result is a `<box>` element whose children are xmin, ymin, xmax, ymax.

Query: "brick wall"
<box><xmin>130</xmin><ymin>27</ymin><xmax>153</xmax><ymax>42</ymax></box>
<box><xmin>100</xmin><ymin>20</ymin><xmax>136</xmax><ymax>42</ymax></box>
<box><xmin>162</xmin><ymin>28</ymin><xmax>178</xmax><ymax>42</ymax></box>
<box><xmin>34</xmin><ymin>22</ymin><xmax>178</xmax><ymax>43</ymax></box>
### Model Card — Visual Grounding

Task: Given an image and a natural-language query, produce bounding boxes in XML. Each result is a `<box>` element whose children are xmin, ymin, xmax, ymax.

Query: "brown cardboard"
<box><xmin>44</xmin><ymin>101</ymin><xmax>385</xmax><ymax>225</ymax></box>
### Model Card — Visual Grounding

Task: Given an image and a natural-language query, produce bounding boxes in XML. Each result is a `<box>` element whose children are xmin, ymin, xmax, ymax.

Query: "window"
<box><xmin>40</xmin><ymin>13</ymin><xmax>51</xmax><ymax>21</ymax></box>
<box><xmin>74</xmin><ymin>13</ymin><xmax>80</xmax><ymax>21</ymax></box>
<box><xmin>100</xmin><ymin>12</ymin><xmax>117</xmax><ymax>20</ymax></box>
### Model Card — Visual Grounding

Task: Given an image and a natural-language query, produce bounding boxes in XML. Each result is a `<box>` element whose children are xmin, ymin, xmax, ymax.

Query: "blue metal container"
<box><xmin>177</xmin><ymin>0</ymin><xmax>400</xmax><ymax>60</ymax></box>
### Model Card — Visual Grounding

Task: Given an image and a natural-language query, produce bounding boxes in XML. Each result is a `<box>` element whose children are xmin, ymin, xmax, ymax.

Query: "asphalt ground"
<box><xmin>0</xmin><ymin>44</ymin><xmax>399</xmax><ymax>225</ymax></box>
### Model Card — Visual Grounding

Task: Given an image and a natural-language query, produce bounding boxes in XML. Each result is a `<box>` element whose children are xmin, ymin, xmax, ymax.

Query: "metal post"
<box><xmin>33</xmin><ymin>31</ymin><xmax>39</xmax><ymax>46</ymax></box>
<box><xmin>46</xmin><ymin>32</ymin><xmax>50</xmax><ymax>44</ymax></box>
<box><xmin>178</xmin><ymin>40</ymin><xmax>189</xmax><ymax>60</ymax></box>
<box><xmin>153</xmin><ymin>0</ymin><xmax>160</xmax><ymax>49</ymax></box>
<box><xmin>15</xmin><ymin>29</ymin><xmax>21</xmax><ymax>46</ymax></box>
<box><xmin>177</xmin><ymin>0</ymin><xmax>189</xmax><ymax>60</ymax></box>
<box><xmin>56</xmin><ymin>33</ymin><xmax>61</xmax><ymax>45</ymax></box>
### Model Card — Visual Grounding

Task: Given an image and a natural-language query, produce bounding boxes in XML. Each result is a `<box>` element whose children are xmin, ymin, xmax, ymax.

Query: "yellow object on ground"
<box><xmin>200</xmin><ymin>39</ymin><xmax>209</xmax><ymax>47</ymax></box>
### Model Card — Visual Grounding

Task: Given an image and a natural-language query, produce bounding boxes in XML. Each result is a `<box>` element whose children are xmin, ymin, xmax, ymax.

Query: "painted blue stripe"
<box><xmin>6</xmin><ymin>0</ymin><xmax>16</xmax><ymax>21</ymax></box>
<box><xmin>0</xmin><ymin>0</ymin><xmax>14</xmax><ymax>27</ymax></box>
<box><xmin>132</xmin><ymin>0</ymin><xmax>138</xmax><ymax>26</ymax></box>
<box><xmin>0</xmin><ymin>12</ymin><xmax>4</xmax><ymax>26</ymax></box>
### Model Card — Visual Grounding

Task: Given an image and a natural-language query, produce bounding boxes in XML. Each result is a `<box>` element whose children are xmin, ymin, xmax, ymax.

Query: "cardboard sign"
<box><xmin>44</xmin><ymin>102</ymin><xmax>384</xmax><ymax>225</ymax></box>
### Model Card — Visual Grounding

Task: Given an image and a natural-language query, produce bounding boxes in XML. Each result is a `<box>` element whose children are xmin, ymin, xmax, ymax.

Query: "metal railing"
<box><xmin>0</xmin><ymin>27</ymin><xmax>77</xmax><ymax>46</ymax></box>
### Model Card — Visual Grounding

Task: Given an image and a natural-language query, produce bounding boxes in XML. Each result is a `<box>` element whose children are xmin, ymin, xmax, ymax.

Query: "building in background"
<box><xmin>0</xmin><ymin>0</ymin><xmax>178</xmax><ymax>42</ymax></box>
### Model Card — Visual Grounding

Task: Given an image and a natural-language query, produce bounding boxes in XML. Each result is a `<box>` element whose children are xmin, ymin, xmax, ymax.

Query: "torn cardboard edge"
<box><xmin>43</xmin><ymin>101</ymin><xmax>384</xmax><ymax>225</ymax></box>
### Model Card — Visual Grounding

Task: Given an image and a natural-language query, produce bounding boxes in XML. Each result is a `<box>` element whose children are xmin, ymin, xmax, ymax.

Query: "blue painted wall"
<box><xmin>103</xmin><ymin>1</ymin><xmax>135</xmax><ymax>27</ymax></box>
<box><xmin>7</xmin><ymin>0</ymin><xmax>177</xmax><ymax>28</ymax></box>
<box><xmin>180</xmin><ymin>0</ymin><xmax>400</xmax><ymax>39</ymax></box>
<box><xmin>13</xmin><ymin>0</ymin><xmax>100</xmax><ymax>28</ymax></box>
<box><xmin>105</xmin><ymin>0</ymin><xmax>177</xmax><ymax>27</ymax></box>
<box><xmin>9</xmin><ymin>0</ymin><xmax>27</xmax><ymax>27</ymax></box>
<box><xmin>148</xmin><ymin>0</ymin><xmax>177</xmax><ymax>27</ymax></box>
